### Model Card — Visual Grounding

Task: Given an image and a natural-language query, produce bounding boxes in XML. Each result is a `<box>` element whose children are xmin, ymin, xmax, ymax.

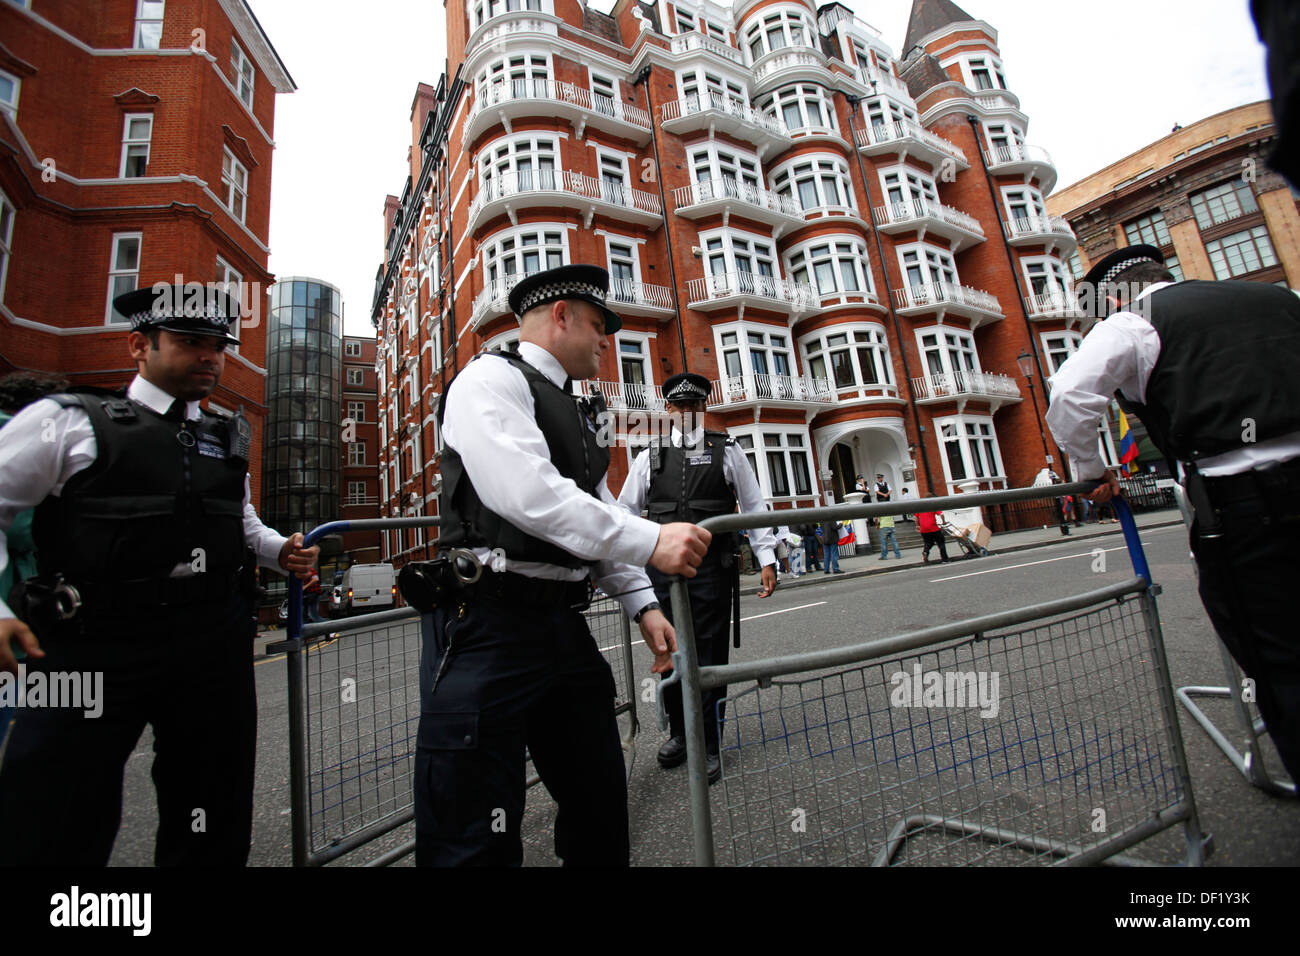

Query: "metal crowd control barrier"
<box><xmin>668</xmin><ymin>484</ymin><xmax>1208</xmax><ymax>866</ymax></box>
<box><xmin>271</xmin><ymin>517</ymin><xmax>640</xmax><ymax>866</ymax></box>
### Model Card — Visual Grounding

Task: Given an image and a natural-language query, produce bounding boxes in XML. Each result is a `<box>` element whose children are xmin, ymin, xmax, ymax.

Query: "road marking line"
<box><xmin>609</xmin><ymin>601</ymin><xmax>830</xmax><ymax>653</ymax></box>
<box><xmin>929</xmin><ymin>528</ymin><xmax>1180</xmax><ymax>582</ymax></box>
<box><xmin>741</xmin><ymin>601</ymin><xmax>827</xmax><ymax>622</ymax></box>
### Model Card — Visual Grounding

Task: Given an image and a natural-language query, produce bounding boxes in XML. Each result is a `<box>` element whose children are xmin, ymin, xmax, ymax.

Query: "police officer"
<box><xmin>1046</xmin><ymin>244</ymin><xmax>1300</xmax><ymax>784</ymax></box>
<box><xmin>410</xmin><ymin>264</ymin><xmax>707</xmax><ymax>867</ymax></box>
<box><xmin>617</xmin><ymin>372</ymin><xmax>777</xmax><ymax>784</ymax></box>
<box><xmin>0</xmin><ymin>284</ymin><xmax>319</xmax><ymax>866</ymax></box>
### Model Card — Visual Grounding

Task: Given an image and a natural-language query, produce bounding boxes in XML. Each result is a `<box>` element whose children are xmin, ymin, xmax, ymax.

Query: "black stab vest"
<box><xmin>33</xmin><ymin>389</ymin><xmax>248</xmax><ymax>586</ymax></box>
<box><xmin>436</xmin><ymin>349</ymin><xmax>608</xmax><ymax>568</ymax></box>
<box><xmin>646</xmin><ymin>431</ymin><xmax>736</xmax><ymax>563</ymax></box>
<box><xmin>1117</xmin><ymin>280</ymin><xmax>1300</xmax><ymax>464</ymax></box>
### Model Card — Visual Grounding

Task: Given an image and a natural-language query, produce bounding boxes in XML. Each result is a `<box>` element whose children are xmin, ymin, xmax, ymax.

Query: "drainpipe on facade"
<box><xmin>846</xmin><ymin>93</ymin><xmax>937</xmax><ymax>494</ymax></box>
<box><xmin>966</xmin><ymin>113</ymin><xmax>1071</xmax><ymax>480</ymax></box>
<box><xmin>633</xmin><ymin>64</ymin><xmax>689</xmax><ymax>370</ymax></box>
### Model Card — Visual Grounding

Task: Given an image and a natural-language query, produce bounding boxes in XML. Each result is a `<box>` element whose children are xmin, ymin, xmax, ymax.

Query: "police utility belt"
<box><xmin>1182</xmin><ymin>457</ymin><xmax>1300</xmax><ymax>534</ymax></box>
<box><xmin>11</xmin><ymin>570</ymin><xmax>242</xmax><ymax>628</ymax></box>
<box><xmin>397</xmin><ymin>549</ymin><xmax>592</xmax><ymax>614</ymax></box>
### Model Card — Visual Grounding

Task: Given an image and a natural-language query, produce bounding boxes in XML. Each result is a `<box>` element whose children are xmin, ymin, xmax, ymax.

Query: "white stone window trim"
<box><xmin>480</xmin><ymin>221</ymin><xmax>570</xmax><ymax>285</ymax></box>
<box><xmin>105</xmin><ymin>232</ymin><xmax>143</xmax><ymax>326</ymax></box>
<box><xmin>769</xmin><ymin>153</ymin><xmax>857</xmax><ymax>215</ymax></box>
<box><xmin>0</xmin><ymin>187</ymin><xmax>13</xmax><ymax>304</ymax></box>
<box><xmin>783</xmin><ymin>235</ymin><xmax>875</xmax><ymax>302</ymax></box>
<box><xmin>231</xmin><ymin>37</ymin><xmax>256</xmax><ymax>109</ymax></box>
<box><xmin>932</xmin><ymin>413</ymin><xmax>1006</xmax><ymax>488</ymax></box>
<box><xmin>133</xmin><ymin>0</ymin><xmax>165</xmax><ymax>50</ymax></box>
<box><xmin>727</xmin><ymin>422</ymin><xmax>816</xmax><ymax>502</ymax></box>
<box><xmin>914</xmin><ymin>324</ymin><xmax>982</xmax><ymax>379</ymax></box>
<box><xmin>0</xmin><ymin>68</ymin><xmax>21</xmax><ymax>116</ymax></box>
<box><xmin>798</xmin><ymin>322</ymin><xmax>895</xmax><ymax>393</ymax></box>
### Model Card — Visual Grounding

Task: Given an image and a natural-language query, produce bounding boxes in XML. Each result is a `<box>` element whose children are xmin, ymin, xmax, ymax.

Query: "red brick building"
<box><xmin>0</xmin><ymin>0</ymin><xmax>294</xmax><ymax>505</ymax></box>
<box><xmin>341</xmin><ymin>333</ymin><xmax>382</xmax><ymax>564</ymax></box>
<box><xmin>370</xmin><ymin>0</ymin><xmax>1110</xmax><ymax>564</ymax></box>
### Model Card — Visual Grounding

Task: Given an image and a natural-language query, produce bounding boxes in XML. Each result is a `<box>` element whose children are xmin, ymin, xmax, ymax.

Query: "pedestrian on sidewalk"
<box><xmin>878</xmin><ymin>514</ymin><xmax>902</xmax><ymax>560</ymax></box>
<box><xmin>821</xmin><ymin>520</ymin><xmax>844</xmax><ymax>574</ymax></box>
<box><xmin>900</xmin><ymin>487</ymin><xmax>913</xmax><ymax>522</ymax></box>
<box><xmin>917</xmin><ymin>510</ymin><xmax>950</xmax><ymax>564</ymax></box>
<box><xmin>797</xmin><ymin>520</ymin><xmax>822</xmax><ymax>571</ymax></box>
<box><xmin>782</xmin><ymin>527</ymin><xmax>805</xmax><ymax>576</ymax></box>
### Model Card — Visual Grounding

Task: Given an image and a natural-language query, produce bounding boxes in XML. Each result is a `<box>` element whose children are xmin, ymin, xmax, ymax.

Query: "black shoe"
<box><xmin>832</xmin><ymin>569</ymin><xmax>844</xmax><ymax>574</ymax></box>
<box><xmin>657</xmin><ymin>736</ymin><xmax>687</xmax><ymax>769</ymax></box>
<box><xmin>707</xmin><ymin>751</ymin><xmax>721</xmax><ymax>785</ymax></box>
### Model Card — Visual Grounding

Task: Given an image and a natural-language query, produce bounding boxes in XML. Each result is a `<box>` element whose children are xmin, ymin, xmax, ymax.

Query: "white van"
<box><xmin>341</xmin><ymin>563</ymin><xmax>396</xmax><ymax>614</ymax></box>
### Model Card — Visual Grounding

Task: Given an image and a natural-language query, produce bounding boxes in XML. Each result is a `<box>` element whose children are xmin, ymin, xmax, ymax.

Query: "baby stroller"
<box><xmin>941</xmin><ymin>520</ymin><xmax>991</xmax><ymax>558</ymax></box>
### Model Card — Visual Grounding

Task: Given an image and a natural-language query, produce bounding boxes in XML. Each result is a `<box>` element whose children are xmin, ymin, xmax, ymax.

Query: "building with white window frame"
<box><xmin>369</xmin><ymin>0</ymin><xmax>1102</xmax><ymax>564</ymax></box>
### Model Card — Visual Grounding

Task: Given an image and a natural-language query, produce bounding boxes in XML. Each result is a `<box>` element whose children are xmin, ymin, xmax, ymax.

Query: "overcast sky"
<box><xmin>252</xmin><ymin>0</ymin><xmax>1270</xmax><ymax>337</ymax></box>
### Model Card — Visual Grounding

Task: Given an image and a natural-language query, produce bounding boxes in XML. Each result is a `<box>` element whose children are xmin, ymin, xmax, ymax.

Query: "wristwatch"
<box><xmin>633</xmin><ymin>601</ymin><xmax>661</xmax><ymax>623</ymax></box>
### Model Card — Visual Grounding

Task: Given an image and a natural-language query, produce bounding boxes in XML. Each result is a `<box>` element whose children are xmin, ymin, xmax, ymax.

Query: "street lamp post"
<box><xmin>1018</xmin><ymin>348</ymin><xmax>1071</xmax><ymax>536</ymax></box>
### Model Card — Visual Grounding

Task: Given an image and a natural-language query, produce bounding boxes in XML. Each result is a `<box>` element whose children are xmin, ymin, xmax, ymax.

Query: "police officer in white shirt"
<box><xmin>617</xmin><ymin>372</ymin><xmax>776</xmax><ymax>784</ymax></box>
<box><xmin>1046</xmin><ymin>244</ymin><xmax>1300</xmax><ymax>783</ymax></box>
<box><xmin>0</xmin><ymin>284</ymin><xmax>319</xmax><ymax>866</ymax></box>
<box><xmin>409</xmin><ymin>264</ymin><xmax>708</xmax><ymax>866</ymax></box>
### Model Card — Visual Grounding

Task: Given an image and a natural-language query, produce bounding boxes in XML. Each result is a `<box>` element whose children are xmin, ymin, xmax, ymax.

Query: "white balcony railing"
<box><xmin>708</xmin><ymin>373</ymin><xmax>836</xmax><ymax>407</ymax></box>
<box><xmin>467</xmin><ymin>168</ymin><xmax>662</xmax><ymax>223</ymax></box>
<box><xmin>1025</xmin><ymin>290</ymin><xmax>1084</xmax><ymax>317</ymax></box>
<box><xmin>582</xmin><ymin>379</ymin><xmax>667</xmax><ymax>414</ymax></box>
<box><xmin>892</xmin><ymin>282</ymin><xmax>1003</xmax><ymax>316</ymax></box>
<box><xmin>669</xmin><ymin>30</ymin><xmax>744</xmax><ymax>64</ymax></box>
<box><xmin>606</xmin><ymin>278</ymin><xmax>674</xmax><ymax>311</ymax></box>
<box><xmin>852</xmin><ymin>120</ymin><xmax>967</xmax><ymax>166</ymax></box>
<box><xmin>470</xmin><ymin>274</ymin><xmax>525</xmax><ymax>324</ymax></box>
<box><xmin>660</xmin><ymin>92</ymin><xmax>788</xmax><ymax>138</ymax></box>
<box><xmin>983</xmin><ymin>142</ymin><xmax>1055</xmax><ymax>170</ymax></box>
<box><xmin>686</xmin><ymin>272</ymin><xmax>815</xmax><ymax>309</ymax></box>
<box><xmin>910</xmin><ymin>370</ymin><xmax>1021</xmax><ymax>402</ymax></box>
<box><xmin>859</xmin><ymin>67</ymin><xmax>908</xmax><ymax>98</ymax></box>
<box><xmin>752</xmin><ymin>47</ymin><xmax>826</xmax><ymax>86</ymax></box>
<box><xmin>971</xmin><ymin>90</ymin><xmax>1022</xmax><ymax>114</ymax></box>
<box><xmin>1003</xmin><ymin>214</ymin><xmax>1075</xmax><ymax>241</ymax></box>
<box><xmin>471</xmin><ymin>79</ymin><xmax>651</xmax><ymax>130</ymax></box>
<box><xmin>672</xmin><ymin>177</ymin><xmax>800</xmax><ymax>217</ymax></box>
<box><xmin>873</xmin><ymin>198</ymin><xmax>984</xmax><ymax>237</ymax></box>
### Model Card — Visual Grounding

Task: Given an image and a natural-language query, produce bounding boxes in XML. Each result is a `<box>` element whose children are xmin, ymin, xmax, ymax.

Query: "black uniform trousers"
<box><xmin>648</xmin><ymin>559</ymin><xmax>731</xmax><ymax>754</ymax></box>
<box><xmin>1189</xmin><ymin>478</ymin><xmax>1300</xmax><ymax>784</ymax></box>
<box><xmin>0</xmin><ymin>598</ymin><xmax>257</xmax><ymax>866</ymax></box>
<box><xmin>413</xmin><ymin>592</ymin><xmax>628</xmax><ymax>867</ymax></box>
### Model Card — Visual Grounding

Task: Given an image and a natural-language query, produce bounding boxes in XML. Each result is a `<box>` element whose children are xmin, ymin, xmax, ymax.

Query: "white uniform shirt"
<box><xmin>0</xmin><ymin>375</ymin><xmax>289</xmax><ymax>621</ymax></box>
<box><xmin>617</xmin><ymin>423</ymin><xmax>778</xmax><ymax>569</ymax></box>
<box><xmin>440</xmin><ymin>341</ymin><xmax>659</xmax><ymax>618</ymax></box>
<box><xmin>1045</xmin><ymin>281</ymin><xmax>1300</xmax><ymax>480</ymax></box>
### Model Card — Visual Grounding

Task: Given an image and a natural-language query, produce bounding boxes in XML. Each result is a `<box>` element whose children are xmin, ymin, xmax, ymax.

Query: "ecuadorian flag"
<box><xmin>1118</xmin><ymin>409</ymin><xmax>1140</xmax><ymax>474</ymax></box>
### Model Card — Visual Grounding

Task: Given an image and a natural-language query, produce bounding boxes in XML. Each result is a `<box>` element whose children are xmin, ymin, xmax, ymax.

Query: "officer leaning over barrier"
<box><xmin>1046</xmin><ymin>244</ymin><xmax>1300</xmax><ymax>785</ymax></box>
<box><xmin>616</xmin><ymin>372</ymin><xmax>776</xmax><ymax>785</ymax></box>
<box><xmin>0</xmin><ymin>285</ymin><xmax>319</xmax><ymax>866</ymax></box>
<box><xmin>399</xmin><ymin>264</ymin><xmax>709</xmax><ymax>867</ymax></box>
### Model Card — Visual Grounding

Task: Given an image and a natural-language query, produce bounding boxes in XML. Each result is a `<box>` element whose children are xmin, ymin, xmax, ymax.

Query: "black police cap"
<box><xmin>113</xmin><ymin>284</ymin><xmax>242</xmax><ymax>345</ymax></box>
<box><xmin>1076</xmin><ymin>245</ymin><xmax>1166</xmax><ymax>318</ymax></box>
<box><xmin>662</xmin><ymin>372</ymin><xmax>711</xmax><ymax>404</ymax></box>
<box><xmin>507</xmin><ymin>264</ymin><xmax>622</xmax><ymax>334</ymax></box>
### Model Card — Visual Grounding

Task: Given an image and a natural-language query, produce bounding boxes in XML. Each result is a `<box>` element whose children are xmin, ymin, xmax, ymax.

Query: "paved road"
<box><xmin>108</xmin><ymin>518</ymin><xmax>1300</xmax><ymax>866</ymax></box>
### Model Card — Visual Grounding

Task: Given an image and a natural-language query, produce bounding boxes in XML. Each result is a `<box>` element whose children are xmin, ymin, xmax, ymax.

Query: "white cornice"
<box><xmin>909</xmin><ymin>20</ymin><xmax>997</xmax><ymax>54</ymax></box>
<box><xmin>217</xmin><ymin>0</ymin><xmax>296</xmax><ymax>92</ymax></box>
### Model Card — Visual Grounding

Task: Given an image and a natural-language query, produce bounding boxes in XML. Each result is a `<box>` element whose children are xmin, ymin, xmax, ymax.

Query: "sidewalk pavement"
<box><xmin>744</xmin><ymin>508</ymin><xmax>1185</xmax><ymax>596</ymax></box>
<box><xmin>255</xmin><ymin>509</ymin><xmax>1185</xmax><ymax>656</ymax></box>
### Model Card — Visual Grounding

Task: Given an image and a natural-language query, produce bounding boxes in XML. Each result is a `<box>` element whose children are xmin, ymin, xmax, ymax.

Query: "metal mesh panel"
<box><xmin>711</xmin><ymin>595</ymin><xmax>1187</xmax><ymax>866</ymax></box>
<box><xmin>302</xmin><ymin>617</ymin><xmax>423</xmax><ymax>857</ymax></box>
<box><xmin>293</xmin><ymin>595</ymin><xmax>635</xmax><ymax>862</ymax></box>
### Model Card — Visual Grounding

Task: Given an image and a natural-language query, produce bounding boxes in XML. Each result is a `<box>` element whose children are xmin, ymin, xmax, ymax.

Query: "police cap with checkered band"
<box><xmin>1076</xmin><ymin>245</ymin><xmax>1166</xmax><ymax>318</ymax></box>
<box><xmin>112</xmin><ymin>284</ymin><xmax>242</xmax><ymax>345</ymax></box>
<box><xmin>507</xmin><ymin>264</ymin><xmax>622</xmax><ymax>334</ymax></box>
